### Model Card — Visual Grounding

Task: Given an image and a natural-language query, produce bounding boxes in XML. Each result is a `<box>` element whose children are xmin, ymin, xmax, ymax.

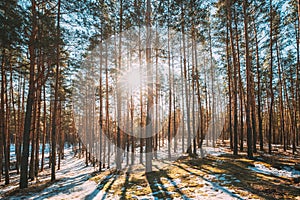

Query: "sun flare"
<box><xmin>119</xmin><ymin>68</ymin><xmax>145</xmax><ymax>93</ymax></box>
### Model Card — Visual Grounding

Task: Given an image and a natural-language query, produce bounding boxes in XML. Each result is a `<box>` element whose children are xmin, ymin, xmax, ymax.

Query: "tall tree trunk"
<box><xmin>1</xmin><ymin>50</ymin><xmax>9</xmax><ymax>185</ymax></box>
<box><xmin>190</xmin><ymin>0</ymin><xmax>197</xmax><ymax>153</ymax></box>
<box><xmin>276</xmin><ymin>37</ymin><xmax>285</xmax><ymax>151</ymax></box>
<box><xmin>226</xmin><ymin>20</ymin><xmax>233</xmax><ymax>150</ymax></box>
<box><xmin>16</xmin><ymin>72</ymin><xmax>23</xmax><ymax>174</ymax></box>
<box><xmin>181</xmin><ymin>3</ymin><xmax>192</xmax><ymax>155</ymax></box>
<box><xmin>35</xmin><ymin>76</ymin><xmax>42</xmax><ymax>177</ymax></box>
<box><xmin>226</xmin><ymin>0</ymin><xmax>238</xmax><ymax>155</ymax></box>
<box><xmin>99</xmin><ymin>38</ymin><xmax>103</xmax><ymax>172</ymax></box>
<box><xmin>51</xmin><ymin>0</ymin><xmax>61</xmax><ymax>181</ymax></box>
<box><xmin>20</xmin><ymin>0</ymin><xmax>38</xmax><ymax>189</ymax></box>
<box><xmin>9</xmin><ymin>62</ymin><xmax>16</xmax><ymax>171</ymax></box>
<box><xmin>130</xmin><ymin>94</ymin><xmax>135</xmax><ymax>165</ymax></box>
<box><xmin>41</xmin><ymin>84</ymin><xmax>46</xmax><ymax>171</ymax></box>
<box><xmin>243</xmin><ymin>0</ymin><xmax>253</xmax><ymax>159</ymax></box>
<box><xmin>116</xmin><ymin>0</ymin><xmax>123</xmax><ymax>170</ymax></box>
<box><xmin>194</xmin><ymin>26</ymin><xmax>202</xmax><ymax>151</ymax></box>
<box><xmin>4</xmin><ymin>73</ymin><xmax>10</xmax><ymax>184</ymax></box>
<box><xmin>268</xmin><ymin>0</ymin><xmax>274</xmax><ymax>155</ymax></box>
<box><xmin>145</xmin><ymin>0</ymin><xmax>153</xmax><ymax>172</ymax></box>
<box><xmin>167</xmin><ymin>15</ymin><xmax>172</xmax><ymax>160</ymax></box>
<box><xmin>180</xmin><ymin>37</ymin><xmax>185</xmax><ymax>153</ymax></box>
<box><xmin>254</xmin><ymin>21</ymin><xmax>263</xmax><ymax>151</ymax></box>
<box><xmin>208</xmin><ymin>19</ymin><xmax>215</xmax><ymax>148</ymax></box>
<box><xmin>29</xmin><ymin>91</ymin><xmax>37</xmax><ymax>181</ymax></box>
<box><xmin>233</xmin><ymin>8</ymin><xmax>244</xmax><ymax>152</ymax></box>
<box><xmin>294</xmin><ymin>0</ymin><xmax>300</xmax><ymax>153</ymax></box>
<box><xmin>153</xmin><ymin>22</ymin><xmax>159</xmax><ymax>159</ymax></box>
<box><xmin>139</xmin><ymin>24</ymin><xmax>144</xmax><ymax>164</ymax></box>
<box><xmin>57</xmin><ymin>102</ymin><xmax>62</xmax><ymax>170</ymax></box>
<box><xmin>105</xmin><ymin>41</ymin><xmax>109</xmax><ymax>169</ymax></box>
<box><xmin>251</xmin><ymin>71</ymin><xmax>257</xmax><ymax>153</ymax></box>
<box><xmin>0</xmin><ymin>54</ymin><xmax>4</xmax><ymax>183</ymax></box>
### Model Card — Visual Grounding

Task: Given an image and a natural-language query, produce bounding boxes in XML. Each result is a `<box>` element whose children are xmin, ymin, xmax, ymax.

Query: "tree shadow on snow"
<box><xmin>120</xmin><ymin>165</ymin><xmax>132</xmax><ymax>199</ymax></box>
<box><xmin>3</xmin><ymin>172</ymin><xmax>94</xmax><ymax>200</ymax></box>
<box><xmin>174</xmin><ymin>155</ymin><xmax>300</xmax><ymax>200</ymax></box>
<box><xmin>84</xmin><ymin>172</ymin><xmax>118</xmax><ymax>200</ymax></box>
<box><xmin>146</xmin><ymin>170</ymin><xmax>172</xmax><ymax>199</ymax></box>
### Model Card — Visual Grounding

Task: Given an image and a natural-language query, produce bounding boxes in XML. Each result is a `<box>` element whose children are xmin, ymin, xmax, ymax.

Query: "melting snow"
<box><xmin>248</xmin><ymin>163</ymin><xmax>300</xmax><ymax>179</ymax></box>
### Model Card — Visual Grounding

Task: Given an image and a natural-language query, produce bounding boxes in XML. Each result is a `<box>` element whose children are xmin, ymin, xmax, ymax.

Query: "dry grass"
<box><xmin>87</xmin><ymin>150</ymin><xmax>300</xmax><ymax>199</ymax></box>
<box><xmin>3</xmin><ymin>147</ymin><xmax>300</xmax><ymax>199</ymax></box>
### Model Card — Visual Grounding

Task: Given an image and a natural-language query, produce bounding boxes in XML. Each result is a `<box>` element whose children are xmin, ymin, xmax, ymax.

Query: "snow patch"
<box><xmin>248</xmin><ymin>163</ymin><xmax>300</xmax><ymax>179</ymax></box>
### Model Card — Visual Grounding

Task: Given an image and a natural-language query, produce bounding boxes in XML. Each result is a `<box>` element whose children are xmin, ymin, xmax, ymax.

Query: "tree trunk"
<box><xmin>0</xmin><ymin>54</ymin><xmax>4</xmax><ymax>183</ymax></box>
<box><xmin>226</xmin><ymin>0</ymin><xmax>238</xmax><ymax>155</ymax></box>
<box><xmin>116</xmin><ymin>0</ymin><xmax>123</xmax><ymax>170</ymax></box>
<box><xmin>268</xmin><ymin>0</ymin><xmax>274</xmax><ymax>155</ymax></box>
<box><xmin>226</xmin><ymin>20</ymin><xmax>233</xmax><ymax>150</ymax></box>
<box><xmin>4</xmin><ymin>74</ymin><xmax>10</xmax><ymax>184</ymax></box>
<box><xmin>145</xmin><ymin>0</ymin><xmax>153</xmax><ymax>172</ymax></box>
<box><xmin>167</xmin><ymin>17</ymin><xmax>172</xmax><ymax>160</ymax></box>
<box><xmin>20</xmin><ymin>0</ymin><xmax>38</xmax><ymax>189</ymax></box>
<box><xmin>35</xmin><ymin>81</ymin><xmax>42</xmax><ymax>176</ymax></box>
<box><xmin>233</xmin><ymin>8</ymin><xmax>244</xmax><ymax>152</ymax></box>
<box><xmin>41</xmin><ymin>84</ymin><xmax>46</xmax><ymax>171</ymax></box>
<box><xmin>243</xmin><ymin>0</ymin><xmax>253</xmax><ymax>159</ymax></box>
<box><xmin>154</xmin><ymin>23</ymin><xmax>159</xmax><ymax>159</ymax></box>
<box><xmin>105</xmin><ymin>41</ymin><xmax>109</xmax><ymax>169</ymax></box>
<box><xmin>275</xmin><ymin>36</ymin><xmax>285</xmax><ymax>151</ymax></box>
<box><xmin>1</xmin><ymin>50</ymin><xmax>9</xmax><ymax>185</ymax></box>
<box><xmin>57</xmin><ymin>102</ymin><xmax>62</xmax><ymax>170</ymax></box>
<box><xmin>9</xmin><ymin>62</ymin><xmax>17</xmax><ymax>171</ymax></box>
<box><xmin>99</xmin><ymin>38</ymin><xmax>103</xmax><ymax>172</ymax></box>
<box><xmin>139</xmin><ymin>24</ymin><xmax>144</xmax><ymax>164</ymax></box>
<box><xmin>51</xmin><ymin>0</ymin><xmax>61</xmax><ymax>181</ymax></box>
<box><xmin>29</xmin><ymin>91</ymin><xmax>37</xmax><ymax>181</ymax></box>
<box><xmin>254</xmin><ymin>21</ymin><xmax>263</xmax><ymax>151</ymax></box>
<box><xmin>130</xmin><ymin>94</ymin><xmax>135</xmax><ymax>165</ymax></box>
<box><xmin>181</xmin><ymin>3</ymin><xmax>192</xmax><ymax>156</ymax></box>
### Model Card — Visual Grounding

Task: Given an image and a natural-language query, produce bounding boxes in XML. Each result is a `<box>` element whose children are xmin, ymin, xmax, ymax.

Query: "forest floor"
<box><xmin>1</xmin><ymin>143</ymin><xmax>300</xmax><ymax>200</ymax></box>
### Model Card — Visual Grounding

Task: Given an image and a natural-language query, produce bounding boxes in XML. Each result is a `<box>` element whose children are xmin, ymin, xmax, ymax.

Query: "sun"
<box><xmin>119</xmin><ymin>67</ymin><xmax>145</xmax><ymax>93</ymax></box>
<box><xmin>126</xmin><ymin>69</ymin><xmax>141</xmax><ymax>89</ymax></box>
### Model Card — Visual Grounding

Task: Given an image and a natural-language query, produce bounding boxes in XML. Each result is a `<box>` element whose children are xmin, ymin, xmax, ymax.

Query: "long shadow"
<box><xmin>204</xmin><ymin>156</ymin><xmax>300</xmax><ymax>198</ymax></box>
<box><xmin>152</xmin><ymin>164</ymin><xmax>190</xmax><ymax>200</ymax></box>
<box><xmin>174</xmin><ymin>155</ymin><xmax>300</xmax><ymax>200</ymax></box>
<box><xmin>84</xmin><ymin>173</ymin><xmax>116</xmax><ymax>200</ymax></box>
<box><xmin>223</xmin><ymin>161</ymin><xmax>300</xmax><ymax>199</ymax></box>
<box><xmin>120</xmin><ymin>166</ymin><xmax>132</xmax><ymax>200</ymax></box>
<box><xmin>101</xmin><ymin>173</ymin><xmax>118</xmax><ymax>200</ymax></box>
<box><xmin>173</xmin><ymin>163</ymin><xmax>244</xmax><ymax>200</ymax></box>
<box><xmin>3</xmin><ymin>172</ymin><xmax>94</xmax><ymax>200</ymax></box>
<box><xmin>36</xmin><ymin>173</ymin><xmax>93</xmax><ymax>200</ymax></box>
<box><xmin>146</xmin><ymin>170</ymin><xmax>172</xmax><ymax>199</ymax></box>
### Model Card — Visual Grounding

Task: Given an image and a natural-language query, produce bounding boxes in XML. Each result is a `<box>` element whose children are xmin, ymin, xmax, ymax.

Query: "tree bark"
<box><xmin>181</xmin><ymin>3</ymin><xmax>192</xmax><ymax>156</ymax></box>
<box><xmin>20</xmin><ymin>0</ymin><xmax>38</xmax><ymax>189</ymax></box>
<box><xmin>99</xmin><ymin>38</ymin><xmax>103</xmax><ymax>172</ymax></box>
<box><xmin>254</xmin><ymin>21</ymin><xmax>263</xmax><ymax>151</ymax></box>
<box><xmin>1</xmin><ymin>50</ymin><xmax>9</xmax><ymax>185</ymax></box>
<box><xmin>116</xmin><ymin>0</ymin><xmax>123</xmax><ymax>170</ymax></box>
<box><xmin>243</xmin><ymin>0</ymin><xmax>253</xmax><ymax>159</ymax></box>
<box><xmin>268</xmin><ymin>0</ymin><xmax>274</xmax><ymax>155</ymax></box>
<box><xmin>51</xmin><ymin>0</ymin><xmax>61</xmax><ymax>181</ymax></box>
<box><xmin>41</xmin><ymin>84</ymin><xmax>47</xmax><ymax>171</ymax></box>
<box><xmin>233</xmin><ymin>8</ymin><xmax>244</xmax><ymax>152</ymax></box>
<box><xmin>226</xmin><ymin>0</ymin><xmax>238</xmax><ymax>155</ymax></box>
<box><xmin>145</xmin><ymin>0</ymin><xmax>153</xmax><ymax>172</ymax></box>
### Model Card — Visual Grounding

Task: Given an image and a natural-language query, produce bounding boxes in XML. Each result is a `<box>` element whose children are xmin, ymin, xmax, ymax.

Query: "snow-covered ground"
<box><xmin>2</xmin><ymin>141</ymin><xmax>299</xmax><ymax>199</ymax></box>
<box><xmin>1</xmin><ymin>145</ymin><xmax>246</xmax><ymax>200</ymax></box>
<box><xmin>248</xmin><ymin>162</ymin><xmax>300</xmax><ymax>179</ymax></box>
<box><xmin>1</xmin><ymin>147</ymin><xmax>98</xmax><ymax>200</ymax></box>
